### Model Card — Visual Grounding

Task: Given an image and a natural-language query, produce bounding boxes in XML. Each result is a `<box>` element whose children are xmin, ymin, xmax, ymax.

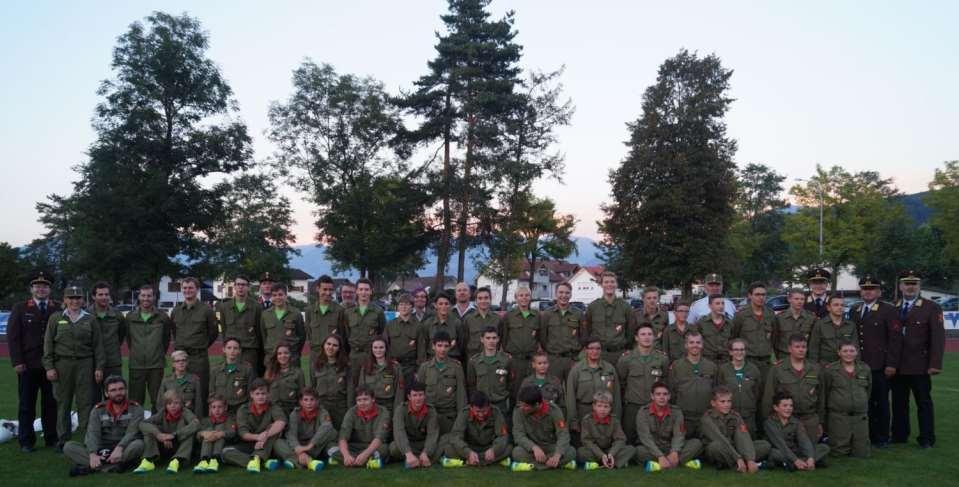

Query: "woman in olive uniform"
<box><xmin>356</xmin><ymin>336</ymin><xmax>405</xmax><ymax>411</ymax></box>
<box><xmin>266</xmin><ymin>343</ymin><xmax>306</xmax><ymax>416</ymax></box>
<box><xmin>313</xmin><ymin>334</ymin><xmax>353</xmax><ymax>428</ymax></box>
<box><xmin>210</xmin><ymin>337</ymin><xmax>256</xmax><ymax>416</ymax></box>
<box><xmin>158</xmin><ymin>350</ymin><xmax>203</xmax><ymax>416</ymax></box>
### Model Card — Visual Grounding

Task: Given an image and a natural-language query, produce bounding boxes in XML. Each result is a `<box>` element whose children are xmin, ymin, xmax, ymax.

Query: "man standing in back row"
<box><xmin>170</xmin><ymin>277</ymin><xmax>218</xmax><ymax>405</ymax></box>
<box><xmin>688</xmin><ymin>274</ymin><xmax>737</xmax><ymax>323</ymax></box>
<box><xmin>804</xmin><ymin>268</ymin><xmax>831</xmax><ymax>319</ymax></box>
<box><xmin>584</xmin><ymin>272</ymin><xmax>636</xmax><ymax>365</ymax></box>
<box><xmin>216</xmin><ymin>275</ymin><xmax>263</xmax><ymax>374</ymax></box>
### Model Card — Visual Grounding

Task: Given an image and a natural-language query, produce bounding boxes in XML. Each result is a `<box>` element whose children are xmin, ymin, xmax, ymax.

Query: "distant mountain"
<box><xmin>897</xmin><ymin>191</ymin><xmax>932</xmax><ymax>225</ymax></box>
<box><xmin>288</xmin><ymin>236</ymin><xmax>603</xmax><ymax>282</ymax></box>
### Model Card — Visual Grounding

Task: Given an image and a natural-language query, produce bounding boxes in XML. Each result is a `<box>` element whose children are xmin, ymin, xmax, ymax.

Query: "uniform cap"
<box><xmin>64</xmin><ymin>286</ymin><xmax>83</xmax><ymax>298</ymax></box>
<box><xmin>259</xmin><ymin>272</ymin><xmax>275</xmax><ymax>283</ymax></box>
<box><xmin>807</xmin><ymin>268</ymin><xmax>831</xmax><ymax>282</ymax></box>
<box><xmin>898</xmin><ymin>269</ymin><xmax>921</xmax><ymax>282</ymax></box>
<box><xmin>858</xmin><ymin>275</ymin><xmax>881</xmax><ymax>288</ymax></box>
<box><xmin>704</xmin><ymin>273</ymin><xmax>722</xmax><ymax>284</ymax></box>
<box><xmin>30</xmin><ymin>272</ymin><xmax>52</xmax><ymax>286</ymax></box>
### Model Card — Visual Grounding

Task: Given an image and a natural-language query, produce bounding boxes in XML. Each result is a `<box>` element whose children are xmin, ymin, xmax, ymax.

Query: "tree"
<box><xmin>599</xmin><ymin>50</ymin><xmax>738</xmax><ymax>297</ymax></box>
<box><xmin>726</xmin><ymin>163</ymin><xmax>790</xmax><ymax>290</ymax></box>
<box><xmin>37</xmin><ymin>11</ymin><xmax>252</xmax><ymax>292</ymax></box>
<box><xmin>926</xmin><ymin>160</ymin><xmax>959</xmax><ymax>269</ymax></box>
<box><xmin>0</xmin><ymin>243</ymin><xmax>27</xmax><ymax>309</ymax></box>
<box><xmin>268</xmin><ymin>61</ymin><xmax>433</xmax><ymax>289</ymax></box>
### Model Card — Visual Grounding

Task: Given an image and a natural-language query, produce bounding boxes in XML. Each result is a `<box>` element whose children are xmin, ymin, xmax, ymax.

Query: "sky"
<box><xmin>1</xmin><ymin>0</ymin><xmax>957</xmax><ymax>248</ymax></box>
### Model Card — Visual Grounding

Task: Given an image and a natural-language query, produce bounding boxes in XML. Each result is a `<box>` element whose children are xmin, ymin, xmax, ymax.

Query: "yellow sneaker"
<box><xmin>684</xmin><ymin>459</ymin><xmax>702</xmax><ymax>470</ymax></box>
<box><xmin>499</xmin><ymin>457</ymin><xmax>512</xmax><ymax>467</ymax></box>
<box><xmin>166</xmin><ymin>458</ymin><xmax>180</xmax><ymax>474</ymax></box>
<box><xmin>644</xmin><ymin>460</ymin><xmax>662</xmax><ymax>472</ymax></box>
<box><xmin>247</xmin><ymin>456</ymin><xmax>261</xmax><ymax>473</ymax></box>
<box><xmin>133</xmin><ymin>458</ymin><xmax>155</xmax><ymax>474</ymax></box>
<box><xmin>308</xmin><ymin>459</ymin><xmax>325</xmax><ymax>472</ymax></box>
<box><xmin>366</xmin><ymin>458</ymin><xmax>383</xmax><ymax>469</ymax></box>
<box><xmin>584</xmin><ymin>461</ymin><xmax>600</xmax><ymax>471</ymax></box>
<box><xmin>510</xmin><ymin>461</ymin><xmax>534</xmax><ymax>472</ymax></box>
<box><xmin>193</xmin><ymin>459</ymin><xmax>209</xmax><ymax>474</ymax></box>
<box><xmin>441</xmin><ymin>457</ymin><xmax>465</xmax><ymax>468</ymax></box>
<box><xmin>207</xmin><ymin>458</ymin><xmax>219</xmax><ymax>472</ymax></box>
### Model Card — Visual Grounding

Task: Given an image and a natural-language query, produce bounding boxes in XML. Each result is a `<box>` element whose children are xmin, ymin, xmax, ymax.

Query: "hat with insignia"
<box><xmin>259</xmin><ymin>272</ymin><xmax>275</xmax><ymax>283</ymax></box>
<box><xmin>704</xmin><ymin>273</ymin><xmax>723</xmax><ymax>284</ymax></box>
<box><xmin>30</xmin><ymin>272</ymin><xmax>52</xmax><ymax>286</ymax></box>
<box><xmin>898</xmin><ymin>269</ymin><xmax>921</xmax><ymax>283</ymax></box>
<box><xmin>807</xmin><ymin>268</ymin><xmax>831</xmax><ymax>282</ymax></box>
<box><xmin>64</xmin><ymin>286</ymin><xmax>83</xmax><ymax>298</ymax></box>
<box><xmin>858</xmin><ymin>275</ymin><xmax>881</xmax><ymax>288</ymax></box>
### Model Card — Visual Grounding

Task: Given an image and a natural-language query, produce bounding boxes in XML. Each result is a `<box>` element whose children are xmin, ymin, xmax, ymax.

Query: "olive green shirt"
<box><xmin>731</xmin><ymin>307</ymin><xmax>775</xmax><ymax>361</ymax></box>
<box><xmin>170</xmin><ymin>301</ymin><xmax>218</xmax><ymax>350</ymax></box>
<box><xmin>635</xmin><ymin>404</ymin><xmax>686</xmax><ymax>456</ymax></box>
<box><xmin>210</xmin><ymin>361</ymin><xmax>256</xmax><ymax>410</ymax></box>
<box><xmin>584</xmin><ymin>297</ymin><xmax>636</xmax><ymax>352</ymax></box>
<box><xmin>159</xmin><ymin>373</ymin><xmax>202</xmax><ymax>414</ymax></box>
<box><xmin>637</xmin><ymin>309</ymin><xmax>669</xmax><ymax>350</ymax></box>
<box><xmin>386</xmin><ymin>316</ymin><xmax>424</xmax><ymax>364</ymax></box>
<box><xmin>90</xmin><ymin>305</ymin><xmax>127</xmax><ymax>369</ymax></box>
<box><xmin>809</xmin><ymin>317</ymin><xmax>857</xmax><ymax>364</ymax></box>
<box><xmin>581</xmin><ymin>413</ymin><xmax>628</xmax><ymax>458</ymax></box>
<box><xmin>286</xmin><ymin>406</ymin><xmax>334</xmax><ymax>446</ymax></box>
<box><xmin>424</xmin><ymin>314</ymin><xmax>466</xmax><ymax>360</ymax></box>
<box><xmin>237</xmin><ymin>403</ymin><xmax>286</xmax><ymax>437</ymax></box>
<box><xmin>139</xmin><ymin>407</ymin><xmax>199</xmax><ymax>440</ymax></box>
<box><xmin>261</xmin><ymin>305</ymin><xmax>305</xmax><ymax>360</ymax></box>
<box><xmin>305</xmin><ymin>301</ymin><xmax>346</xmax><ymax>356</ymax></box>
<box><xmin>822</xmin><ymin>360</ymin><xmax>871</xmax><ymax>414</ymax></box>
<box><xmin>696</xmin><ymin>315</ymin><xmax>733</xmax><ymax>363</ymax></box>
<box><xmin>617</xmin><ymin>348</ymin><xmax>669</xmax><ymax>406</ymax></box>
<box><xmin>463</xmin><ymin>310</ymin><xmax>503</xmax><ymax>358</ymax></box>
<box><xmin>339</xmin><ymin>405</ymin><xmax>391</xmax><ymax>443</ymax></box>
<box><xmin>762</xmin><ymin>360</ymin><xmax>822</xmax><ymax>418</ymax></box>
<box><xmin>716</xmin><ymin>361</ymin><xmax>763</xmax><ymax>417</ymax></box>
<box><xmin>312</xmin><ymin>362</ymin><xmax>353</xmax><ymax>417</ymax></box>
<box><xmin>416</xmin><ymin>357</ymin><xmax>466</xmax><ymax>412</ymax></box>
<box><xmin>660</xmin><ymin>322</ymin><xmax>699</xmax><ymax>363</ymax></box>
<box><xmin>541</xmin><ymin>306</ymin><xmax>584</xmax><ymax>356</ymax></box>
<box><xmin>393</xmin><ymin>402</ymin><xmax>439</xmax><ymax>455</ymax></box>
<box><xmin>85</xmin><ymin>401</ymin><xmax>144</xmax><ymax>452</ymax></box>
<box><xmin>125</xmin><ymin>307</ymin><xmax>172</xmax><ymax>370</ymax></box>
<box><xmin>355</xmin><ymin>361</ymin><xmax>405</xmax><ymax>410</ymax></box>
<box><xmin>502</xmin><ymin>308</ymin><xmax>542</xmax><ymax>358</ymax></box>
<box><xmin>566</xmin><ymin>360</ymin><xmax>621</xmax><ymax>427</ymax></box>
<box><xmin>467</xmin><ymin>351</ymin><xmax>513</xmax><ymax>403</ymax></box>
<box><xmin>668</xmin><ymin>356</ymin><xmax>718</xmax><ymax>419</ymax></box>
<box><xmin>701</xmin><ymin>410</ymin><xmax>756</xmax><ymax>461</ymax></box>
<box><xmin>512</xmin><ymin>403</ymin><xmax>570</xmax><ymax>452</ymax></box>
<box><xmin>269</xmin><ymin>366</ymin><xmax>306</xmax><ymax>414</ymax></box>
<box><xmin>519</xmin><ymin>374</ymin><xmax>565</xmax><ymax>415</ymax></box>
<box><xmin>449</xmin><ymin>406</ymin><xmax>509</xmax><ymax>453</ymax></box>
<box><xmin>43</xmin><ymin>310</ymin><xmax>105</xmax><ymax>370</ymax></box>
<box><xmin>764</xmin><ymin>415</ymin><xmax>814</xmax><ymax>462</ymax></box>
<box><xmin>772</xmin><ymin>310</ymin><xmax>816</xmax><ymax>359</ymax></box>
<box><xmin>216</xmin><ymin>296</ymin><xmax>261</xmax><ymax>349</ymax></box>
<box><xmin>345</xmin><ymin>303</ymin><xmax>386</xmax><ymax>356</ymax></box>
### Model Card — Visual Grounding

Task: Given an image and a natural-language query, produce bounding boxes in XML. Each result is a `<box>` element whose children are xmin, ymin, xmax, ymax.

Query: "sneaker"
<box><xmin>510</xmin><ymin>461</ymin><xmax>534</xmax><ymax>472</ymax></box>
<box><xmin>441</xmin><ymin>457</ymin><xmax>465</xmax><ymax>468</ymax></box>
<box><xmin>193</xmin><ymin>459</ymin><xmax>209</xmax><ymax>474</ymax></box>
<box><xmin>284</xmin><ymin>460</ymin><xmax>296</xmax><ymax>470</ymax></box>
<box><xmin>563</xmin><ymin>460</ymin><xmax>577</xmax><ymax>470</ymax></box>
<box><xmin>265</xmin><ymin>459</ymin><xmax>280</xmax><ymax>471</ymax></box>
<box><xmin>327</xmin><ymin>447</ymin><xmax>340</xmax><ymax>465</ymax></box>
<box><xmin>756</xmin><ymin>461</ymin><xmax>768</xmax><ymax>470</ymax></box>
<box><xmin>684</xmin><ymin>459</ymin><xmax>701</xmax><ymax>470</ymax></box>
<box><xmin>133</xmin><ymin>458</ymin><xmax>155</xmax><ymax>474</ymax></box>
<box><xmin>366</xmin><ymin>458</ymin><xmax>383</xmax><ymax>469</ymax></box>
<box><xmin>207</xmin><ymin>458</ymin><xmax>220</xmax><ymax>472</ymax></box>
<box><xmin>499</xmin><ymin>457</ymin><xmax>511</xmax><ymax>467</ymax></box>
<box><xmin>247</xmin><ymin>457</ymin><xmax>261</xmax><ymax>473</ymax></box>
<box><xmin>584</xmin><ymin>462</ymin><xmax>600</xmax><ymax>471</ymax></box>
<box><xmin>308</xmin><ymin>459</ymin><xmax>325</xmax><ymax>472</ymax></box>
<box><xmin>644</xmin><ymin>460</ymin><xmax>662</xmax><ymax>473</ymax></box>
<box><xmin>166</xmin><ymin>458</ymin><xmax>180</xmax><ymax>474</ymax></box>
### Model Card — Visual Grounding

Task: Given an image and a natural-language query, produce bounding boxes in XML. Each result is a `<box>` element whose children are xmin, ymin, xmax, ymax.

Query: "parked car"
<box><xmin>570</xmin><ymin>301</ymin><xmax>586</xmax><ymax>312</ymax></box>
<box><xmin>530</xmin><ymin>300</ymin><xmax>554</xmax><ymax>311</ymax></box>
<box><xmin>938</xmin><ymin>297</ymin><xmax>958</xmax><ymax>311</ymax></box>
<box><xmin>843</xmin><ymin>297</ymin><xmax>863</xmax><ymax>318</ymax></box>
<box><xmin>765</xmin><ymin>294</ymin><xmax>790</xmax><ymax>313</ymax></box>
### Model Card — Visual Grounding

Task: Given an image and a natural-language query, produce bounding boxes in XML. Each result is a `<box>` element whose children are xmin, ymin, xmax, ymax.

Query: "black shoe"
<box><xmin>815</xmin><ymin>459</ymin><xmax>828</xmax><ymax>469</ymax></box>
<box><xmin>20</xmin><ymin>445</ymin><xmax>35</xmax><ymax>453</ymax></box>
<box><xmin>69</xmin><ymin>466</ymin><xmax>94</xmax><ymax>477</ymax></box>
<box><xmin>782</xmin><ymin>461</ymin><xmax>795</xmax><ymax>472</ymax></box>
<box><xmin>55</xmin><ymin>442</ymin><xmax>65</xmax><ymax>453</ymax></box>
<box><xmin>874</xmin><ymin>440</ymin><xmax>890</xmax><ymax>449</ymax></box>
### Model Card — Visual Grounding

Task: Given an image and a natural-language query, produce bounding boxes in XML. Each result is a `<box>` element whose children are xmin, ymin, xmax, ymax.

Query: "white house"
<box><xmin>209</xmin><ymin>268</ymin><xmax>314</xmax><ymax>303</ymax></box>
<box><xmin>565</xmin><ymin>265</ymin><xmax>605</xmax><ymax>303</ymax></box>
<box><xmin>476</xmin><ymin>260</ymin><xmax>580</xmax><ymax>304</ymax></box>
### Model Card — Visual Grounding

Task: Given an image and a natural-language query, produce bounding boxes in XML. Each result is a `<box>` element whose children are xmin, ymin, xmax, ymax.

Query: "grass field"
<box><xmin>2</xmin><ymin>355</ymin><xmax>959</xmax><ymax>486</ymax></box>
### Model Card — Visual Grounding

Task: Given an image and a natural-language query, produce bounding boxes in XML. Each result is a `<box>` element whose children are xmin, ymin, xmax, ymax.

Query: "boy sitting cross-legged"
<box><xmin>222</xmin><ymin>378</ymin><xmax>289</xmax><ymax>473</ymax></box>
<box><xmin>193</xmin><ymin>393</ymin><xmax>236</xmax><ymax>474</ymax></box>
<box><xmin>701</xmin><ymin>385</ymin><xmax>770</xmax><ymax>473</ymax></box>
<box><xmin>441</xmin><ymin>391</ymin><xmax>512</xmax><ymax>468</ymax></box>
<box><xmin>331</xmin><ymin>384</ymin><xmax>391</xmax><ymax>468</ymax></box>
<box><xmin>510</xmin><ymin>385</ymin><xmax>576</xmax><ymax>471</ymax></box>
<box><xmin>389</xmin><ymin>381</ymin><xmax>440</xmax><ymax>468</ymax></box>
<box><xmin>577</xmin><ymin>391</ymin><xmax>635</xmax><ymax>470</ymax></box>
<box><xmin>764</xmin><ymin>391</ymin><xmax>829</xmax><ymax>471</ymax></box>
<box><xmin>275</xmin><ymin>387</ymin><xmax>336</xmax><ymax>472</ymax></box>
<box><xmin>133</xmin><ymin>390</ymin><xmax>199</xmax><ymax>474</ymax></box>
<box><xmin>635</xmin><ymin>382</ymin><xmax>704</xmax><ymax>472</ymax></box>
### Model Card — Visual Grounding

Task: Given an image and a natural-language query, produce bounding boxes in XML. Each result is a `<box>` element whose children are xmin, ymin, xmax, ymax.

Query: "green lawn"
<box><xmin>3</xmin><ymin>355</ymin><xmax>959</xmax><ymax>486</ymax></box>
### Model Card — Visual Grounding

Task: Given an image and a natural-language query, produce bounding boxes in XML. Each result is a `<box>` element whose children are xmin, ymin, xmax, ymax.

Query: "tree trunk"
<box><xmin>500</xmin><ymin>278</ymin><xmax>510</xmax><ymax>309</ymax></box>
<box><xmin>527</xmin><ymin>254</ymin><xmax>536</xmax><ymax>291</ymax></box>
<box><xmin>456</xmin><ymin>114</ymin><xmax>475</xmax><ymax>282</ymax></box>
<box><xmin>433</xmin><ymin>93</ymin><xmax>453</xmax><ymax>293</ymax></box>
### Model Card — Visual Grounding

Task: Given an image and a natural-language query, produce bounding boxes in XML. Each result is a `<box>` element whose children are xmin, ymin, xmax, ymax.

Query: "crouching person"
<box><xmin>442</xmin><ymin>391</ymin><xmax>511</xmax><ymax>467</ymax></box>
<box><xmin>275</xmin><ymin>387</ymin><xmax>336</xmax><ymax>472</ymax></box>
<box><xmin>701</xmin><ymin>386</ymin><xmax>770</xmax><ymax>473</ymax></box>
<box><xmin>635</xmin><ymin>382</ymin><xmax>703</xmax><ymax>472</ymax></box>
<box><xmin>764</xmin><ymin>391</ymin><xmax>829</xmax><ymax>471</ymax></box>
<box><xmin>331</xmin><ymin>384</ymin><xmax>391</xmax><ymax>468</ymax></box>
<box><xmin>510</xmin><ymin>385</ymin><xmax>576</xmax><ymax>471</ymax></box>
<box><xmin>134</xmin><ymin>390</ymin><xmax>200</xmax><ymax>474</ymax></box>
<box><xmin>64</xmin><ymin>375</ymin><xmax>144</xmax><ymax>476</ymax></box>
<box><xmin>194</xmin><ymin>394</ymin><xmax>236</xmax><ymax>474</ymax></box>
<box><xmin>222</xmin><ymin>378</ymin><xmax>288</xmax><ymax>473</ymax></box>
<box><xmin>390</xmin><ymin>381</ymin><xmax>440</xmax><ymax>468</ymax></box>
<box><xmin>578</xmin><ymin>391</ymin><xmax>635</xmax><ymax>470</ymax></box>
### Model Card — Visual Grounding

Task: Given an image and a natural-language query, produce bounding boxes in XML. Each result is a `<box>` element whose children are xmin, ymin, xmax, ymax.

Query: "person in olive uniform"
<box><xmin>668</xmin><ymin>331</ymin><xmax>717</xmax><ymax>438</ymax></box>
<box><xmin>222</xmin><ymin>379</ymin><xmax>289</xmax><ymax>472</ymax></box>
<box><xmin>577</xmin><ymin>391</ymin><xmax>635</xmax><ymax>469</ymax></box>
<box><xmin>511</xmin><ymin>386</ymin><xmax>576</xmax><ymax>471</ymax></box>
<box><xmin>502</xmin><ymin>286</ymin><xmax>542</xmax><ymax>388</ymax></box>
<box><xmin>133</xmin><ymin>389</ymin><xmax>199</xmax><ymax>474</ymax></box>
<box><xmin>584</xmin><ymin>272</ymin><xmax>637</xmax><ymax>365</ymax></box>
<box><xmin>386</xmin><ymin>293</ymin><xmax>425</xmax><ymax>383</ymax></box>
<box><xmin>764</xmin><ymin>391</ymin><xmax>829</xmax><ymax>471</ymax></box>
<box><xmin>717</xmin><ymin>338</ymin><xmax>764</xmax><ymax>435</ymax></box>
<box><xmin>193</xmin><ymin>394</ymin><xmax>236</xmax><ymax>474</ymax></box>
<box><xmin>211</xmin><ymin>337</ymin><xmax>257</xmax><ymax>415</ymax></box>
<box><xmin>345</xmin><ymin>279</ymin><xmax>386</xmax><ymax>372</ymax></box>
<box><xmin>772</xmin><ymin>289</ymin><xmax>817</xmax><ymax>360</ymax></box>
<box><xmin>274</xmin><ymin>388</ymin><xmax>336</xmax><ymax>471</ymax></box>
<box><xmin>519</xmin><ymin>352</ymin><xmax>566</xmax><ymax>417</ymax></box>
<box><xmin>216</xmin><ymin>275</ymin><xmax>263</xmax><ymax>376</ymax></box>
<box><xmin>306</xmin><ymin>275</ymin><xmax>348</xmax><ymax>372</ymax></box>
<box><xmin>170</xmin><ymin>277</ymin><xmax>218</xmax><ymax>404</ymax></box>
<box><xmin>696</xmin><ymin>295</ymin><xmax>733</xmax><ymax>363</ymax></box>
<box><xmin>566</xmin><ymin>338</ymin><xmax>621</xmax><ymax>440</ymax></box>
<box><xmin>89</xmin><ymin>282</ymin><xmax>127</xmax><ymax>394</ymax></box>
<box><xmin>43</xmin><ymin>285</ymin><xmax>104</xmax><ymax>444</ymax></box>
<box><xmin>9</xmin><ymin>272</ymin><xmax>60</xmax><ymax>452</ymax></box>
<box><xmin>424</xmin><ymin>293</ymin><xmax>466</xmax><ymax>362</ymax></box>
<box><xmin>849</xmin><ymin>275</ymin><xmax>901</xmax><ymax>447</ymax></box>
<box><xmin>261</xmin><ymin>284</ymin><xmax>305</xmax><ymax>368</ymax></box>
<box><xmin>701</xmin><ymin>386</ymin><xmax>770</xmax><ymax>473</ymax></box>
<box><xmin>617</xmin><ymin>323</ymin><xmax>669</xmax><ymax>444</ymax></box>
<box><xmin>126</xmin><ymin>284</ymin><xmax>172</xmax><ymax>411</ymax></box>
<box><xmin>634</xmin><ymin>382</ymin><xmax>704</xmax><ymax>471</ymax></box>
<box><xmin>822</xmin><ymin>341</ymin><xmax>871</xmax><ymax>457</ymax></box>
<box><xmin>804</xmin><ymin>268</ymin><xmax>832</xmax><ymax>319</ymax></box>
<box><xmin>762</xmin><ymin>334</ymin><xmax>823</xmax><ymax>442</ymax></box>
<box><xmin>312</xmin><ymin>334</ymin><xmax>353</xmax><ymax>428</ymax></box>
<box><xmin>356</xmin><ymin>336</ymin><xmax>405</xmax><ymax>411</ymax></box>
<box><xmin>467</xmin><ymin>326</ymin><xmax>514</xmax><ymax>419</ymax></box>
<box><xmin>637</xmin><ymin>287</ymin><xmax>669</xmax><ymax>350</ymax></box>
<box><xmin>809</xmin><ymin>295</ymin><xmax>857</xmax><ymax>364</ymax></box>
<box><xmin>732</xmin><ymin>282</ymin><xmax>775</xmax><ymax>379</ymax></box>
<box><xmin>411</xmin><ymin>288</ymin><xmax>433</xmax><ymax>324</ymax></box>
<box><xmin>63</xmin><ymin>376</ymin><xmax>144</xmax><ymax>476</ymax></box>
<box><xmin>661</xmin><ymin>300</ymin><xmax>698</xmax><ymax>363</ymax></box>
<box><xmin>891</xmin><ymin>270</ymin><xmax>945</xmax><ymax>448</ymax></box>
<box><xmin>416</xmin><ymin>331</ymin><xmax>466</xmax><ymax>434</ymax></box>
<box><xmin>443</xmin><ymin>391</ymin><xmax>512</xmax><ymax>467</ymax></box>
<box><xmin>541</xmin><ymin>282</ymin><xmax>585</xmax><ymax>380</ymax></box>
<box><xmin>389</xmin><ymin>382</ymin><xmax>441</xmax><ymax>468</ymax></box>
<box><xmin>463</xmin><ymin>287</ymin><xmax>503</xmax><ymax>360</ymax></box>
<box><xmin>158</xmin><ymin>350</ymin><xmax>203</xmax><ymax>415</ymax></box>
<box><xmin>266</xmin><ymin>343</ymin><xmax>306</xmax><ymax>416</ymax></box>
<box><xmin>333</xmin><ymin>385</ymin><xmax>391</xmax><ymax>468</ymax></box>
<box><xmin>338</xmin><ymin>281</ymin><xmax>357</xmax><ymax>309</ymax></box>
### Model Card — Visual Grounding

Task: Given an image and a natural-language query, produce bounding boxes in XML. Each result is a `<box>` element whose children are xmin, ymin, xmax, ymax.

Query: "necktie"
<box><xmin>39</xmin><ymin>301</ymin><xmax>47</xmax><ymax>314</ymax></box>
<box><xmin>901</xmin><ymin>302</ymin><xmax>910</xmax><ymax>320</ymax></box>
<box><xmin>860</xmin><ymin>304</ymin><xmax>869</xmax><ymax>320</ymax></box>
<box><xmin>264</xmin><ymin>300</ymin><xmax>272</xmax><ymax>309</ymax></box>
<box><xmin>816</xmin><ymin>298</ymin><xmax>822</xmax><ymax>308</ymax></box>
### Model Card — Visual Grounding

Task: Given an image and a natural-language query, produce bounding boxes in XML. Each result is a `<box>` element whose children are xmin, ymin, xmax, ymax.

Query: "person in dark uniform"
<box><xmin>803</xmin><ymin>268</ymin><xmax>831</xmax><ymax>319</ymax></box>
<box><xmin>849</xmin><ymin>275</ymin><xmax>901</xmax><ymax>448</ymax></box>
<box><xmin>258</xmin><ymin>272</ymin><xmax>276</xmax><ymax>310</ymax></box>
<box><xmin>890</xmin><ymin>270</ymin><xmax>945</xmax><ymax>449</ymax></box>
<box><xmin>8</xmin><ymin>272</ymin><xmax>60</xmax><ymax>452</ymax></box>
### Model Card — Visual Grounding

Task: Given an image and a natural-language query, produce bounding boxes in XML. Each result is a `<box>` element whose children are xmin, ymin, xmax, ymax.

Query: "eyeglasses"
<box><xmin>730</xmin><ymin>348</ymin><xmax>746</xmax><ymax>352</ymax></box>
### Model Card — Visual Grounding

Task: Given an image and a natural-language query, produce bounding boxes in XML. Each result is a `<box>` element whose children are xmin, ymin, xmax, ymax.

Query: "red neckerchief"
<box><xmin>106</xmin><ymin>400</ymin><xmax>129</xmax><ymax>420</ymax></box>
<box><xmin>357</xmin><ymin>404</ymin><xmax>379</xmax><ymax>422</ymax></box>
<box><xmin>408</xmin><ymin>402</ymin><xmax>429</xmax><ymax>419</ymax></box>
<box><xmin>531</xmin><ymin>401</ymin><xmax>550</xmax><ymax>418</ymax></box>
<box><xmin>300</xmin><ymin>407</ymin><xmax>318</xmax><ymax>423</ymax></box>
<box><xmin>592</xmin><ymin>412</ymin><xmax>611</xmax><ymax>425</ymax></box>
<box><xmin>469</xmin><ymin>407</ymin><xmax>491</xmax><ymax>423</ymax></box>
<box><xmin>650</xmin><ymin>402</ymin><xmax>671</xmax><ymax>421</ymax></box>
<box><xmin>249</xmin><ymin>401</ymin><xmax>269</xmax><ymax>417</ymax></box>
<box><xmin>209</xmin><ymin>413</ymin><xmax>228</xmax><ymax>425</ymax></box>
<box><xmin>165</xmin><ymin>408</ymin><xmax>183</xmax><ymax>423</ymax></box>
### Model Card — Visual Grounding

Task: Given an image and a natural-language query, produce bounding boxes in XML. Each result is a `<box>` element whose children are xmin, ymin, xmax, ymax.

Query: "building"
<box><xmin>476</xmin><ymin>260</ymin><xmax>581</xmax><ymax>304</ymax></box>
<box><xmin>208</xmin><ymin>268</ymin><xmax>314</xmax><ymax>303</ymax></box>
<box><xmin>565</xmin><ymin>265</ymin><xmax>605</xmax><ymax>303</ymax></box>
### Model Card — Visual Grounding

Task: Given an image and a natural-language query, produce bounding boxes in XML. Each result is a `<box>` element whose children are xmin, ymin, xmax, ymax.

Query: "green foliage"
<box><xmin>599</xmin><ymin>49</ymin><xmax>737</xmax><ymax>295</ymax></box>
<box><xmin>926</xmin><ymin>160</ymin><xmax>959</xmax><ymax>272</ymax></box>
<box><xmin>0</xmin><ymin>243</ymin><xmax>27</xmax><ymax>308</ymax></box>
<box><xmin>726</xmin><ymin>163</ymin><xmax>790</xmax><ymax>289</ymax></box>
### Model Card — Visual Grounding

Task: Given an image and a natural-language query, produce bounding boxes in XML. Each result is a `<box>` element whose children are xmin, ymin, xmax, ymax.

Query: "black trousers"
<box><xmin>17</xmin><ymin>368</ymin><xmax>59</xmax><ymax>448</ymax></box>
<box><xmin>891</xmin><ymin>374</ymin><xmax>935</xmax><ymax>446</ymax></box>
<box><xmin>868</xmin><ymin>369</ymin><xmax>890</xmax><ymax>444</ymax></box>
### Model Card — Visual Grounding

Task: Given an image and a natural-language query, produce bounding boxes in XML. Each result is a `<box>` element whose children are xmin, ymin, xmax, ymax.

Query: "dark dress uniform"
<box><xmin>849</xmin><ymin>292</ymin><xmax>901</xmax><ymax>446</ymax></box>
<box><xmin>891</xmin><ymin>294</ymin><xmax>944</xmax><ymax>447</ymax></box>
<box><xmin>8</xmin><ymin>295</ymin><xmax>60</xmax><ymax>449</ymax></box>
<box><xmin>804</xmin><ymin>294</ymin><xmax>830</xmax><ymax>319</ymax></box>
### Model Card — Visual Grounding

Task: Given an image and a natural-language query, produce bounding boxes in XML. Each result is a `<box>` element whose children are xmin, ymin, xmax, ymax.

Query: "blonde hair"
<box><xmin>171</xmin><ymin>350</ymin><xmax>189</xmax><ymax>361</ymax></box>
<box><xmin>163</xmin><ymin>389</ymin><xmax>182</xmax><ymax>405</ymax></box>
<box><xmin>592</xmin><ymin>391</ymin><xmax>613</xmax><ymax>404</ymax></box>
